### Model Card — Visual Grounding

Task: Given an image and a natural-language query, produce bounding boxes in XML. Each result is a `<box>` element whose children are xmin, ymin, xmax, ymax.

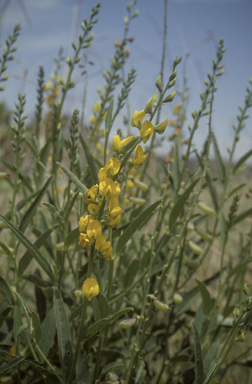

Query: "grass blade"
<box><xmin>57</xmin><ymin>161</ymin><xmax>88</xmax><ymax>195</ymax></box>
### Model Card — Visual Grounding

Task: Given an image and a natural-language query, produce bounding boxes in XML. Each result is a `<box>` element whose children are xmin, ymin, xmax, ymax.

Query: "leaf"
<box><xmin>100</xmin><ymin>361</ymin><xmax>123</xmax><ymax>377</ymax></box>
<box><xmin>173</xmin><ymin>138</ymin><xmax>181</xmax><ymax>192</ymax></box>
<box><xmin>92</xmin><ymin>292</ymin><xmax>110</xmax><ymax>322</ymax></box>
<box><xmin>19</xmin><ymin>176</ymin><xmax>53</xmax><ymax>233</ymax></box>
<box><xmin>79</xmin><ymin>133</ymin><xmax>98</xmax><ymax>185</ymax></box>
<box><xmin>83</xmin><ymin>307</ymin><xmax>134</xmax><ymax>341</ymax></box>
<box><xmin>192</xmin><ymin>322</ymin><xmax>204</xmax><ymax>384</ymax></box>
<box><xmin>225</xmin><ymin>256</ymin><xmax>252</xmax><ymax>281</ymax></box>
<box><xmin>233</xmin><ymin>149</ymin><xmax>252</xmax><ymax>175</ymax></box>
<box><xmin>38</xmin><ymin>307</ymin><xmax>56</xmax><ymax>357</ymax></box>
<box><xmin>116</xmin><ymin>200</ymin><xmax>161</xmax><ymax>257</ymax></box>
<box><xmin>14</xmin><ymin>292</ymin><xmax>31</xmax><ymax>327</ymax></box>
<box><xmin>63</xmin><ymin>191</ymin><xmax>79</xmax><ymax>224</ymax></box>
<box><xmin>227</xmin><ymin>183</ymin><xmax>246</xmax><ymax>200</ymax></box>
<box><xmin>43</xmin><ymin>202</ymin><xmax>63</xmax><ymax>229</ymax></box>
<box><xmin>65</xmin><ymin>227</ymin><xmax>79</xmax><ymax>248</ymax></box>
<box><xmin>31</xmin><ymin>311</ymin><xmax>42</xmax><ymax>344</ymax></box>
<box><xmin>0</xmin><ymin>158</ymin><xmax>33</xmax><ymax>192</ymax></box>
<box><xmin>169</xmin><ymin>178</ymin><xmax>200</xmax><ymax>231</ymax></box>
<box><xmin>123</xmin><ymin>259</ymin><xmax>139</xmax><ymax>288</ymax></box>
<box><xmin>0</xmin><ymin>356</ymin><xmax>25</xmax><ymax>375</ymax></box>
<box><xmin>231</xmin><ymin>207</ymin><xmax>252</xmax><ymax>227</ymax></box>
<box><xmin>57</xmin><ymin>161</ymin><xmax>88</xmax><ymax>195</ymax></box>
<box><xmin>76</xmin><ymin>352</ymin><xmax>90</xmax><ymax>384</ymax></box>
<box><xmin>0</xmin><ymin>241</ymin><xmax>13</xmax><ymax>260</ymax></box>
<box><xmin>0</xmin><ymin>214</ymin><xmax>54</xmax><ymax>282</ymax></box>
<box><xmin>13</xmin><ymin>306</ymin><xmax>22</xmax><ymax>342</ymax></box>
<box><xmin>18</xmin><ymin>225</ymin><xmax>58</xmax><ymax>279</ymax></box>
<box><xmin>53</xmin><ymin>286</ymin><xmax>73</xmax><ymax>383</ymax></box>
<box><xmin>203</xmin><ymin>342</ymin><xmax>219</xmax><ymax>375</ymax></box>
<box><xmin>195</xmin><ymin>279</ymin><xmax>212</xmax><ymax>315</ymax></box>
<box><xmin>220</xmin><ymin>211</ymin><xmax>227</xmax><ymax>245</ymax></box>
<box><xmin>0</xmin><ymin>276</ymin><xmax>14</xmax><ymax>305</ymax></box>
<box><xmin>212</xmin><ymin>133</ymin><xmax>225</xmax><ymax>184</ymax></box>
<box><xmin>38</xmin><ymin>136</ymin><xmax>52</xmax><ymax>185</ymax></box>
<box><xmin>197</xmin><ymin>154</ymin><xmax>219</xmax><ymax>211</ymax></box>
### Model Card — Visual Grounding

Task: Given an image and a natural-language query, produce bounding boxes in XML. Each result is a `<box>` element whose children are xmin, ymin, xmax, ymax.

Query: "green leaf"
<box><xmin>225</xmin><ymin>256</ymin><xmax>252</xmax><ymax>281</ymax></box>
<box><xmin>69</xmin><ymin>304</ymin><xmax>83</xmax><ymax>322</ymax></box>
<box><xmin>79</xmin><ymin>133</ymin><xmax>98</xmax><ymax>185</ymax></box>
<box><xmin>53</xmin><ymin>286</ymin><xmax>73</xmax><ymax>383</ymax></box>
<box><xmin>203</xmin><ymin>342</ymin><xmax>219</xmax><ymax>375</ymax></box>
<box><xmin>0</xmin><ymin>276</ymin><xmax>14</xmax><ymax>305</ymax></box>
<box><xmin>31</xmin><ymin>311</ymin><xmax>42</xmax><ymax>344</ymax></box>
<box><xmin>65</xmin><ymin>227</ymin><xmax>79</xmax><ymax>248</ymax></box>
<box><xmin>197</xmin><ymin>154</ymin><xmax>219</xmax><ymax>211</ymax></box>
<box><xmin>220</xmin><ymin>211</ymin><xmax>227</xmax><ymax>245</ymax></box>
<box><xmin>84</xmin><ymin>307</ymin><xmax>134</xmax><ymax>341</ymax></box>
<box><xmin>14</xmin><ymin>292</ymin><xmax>31</xmax><ymax>327</ymax></box>
<box><xmin>18</xmin><ymin>225</ymin><xmax>58</xmax><ymax>279</ymax></box>
<box><xmin>0</xmin><ymin>241</ymin><xmax>13</xmax><ymax>260</ymax></box>
<box><xmin>92</xmin><ymin>292</ymin><xmax>110</xmax><ymax>322</ymax></box>
<box><xmin>38</xmin><ymin>307</ymin><xmax>56</xmax><ymax>357</ymax></box>
<box><xmin>104</xmin><ymin>98</ymin><xmax>114</xmax><ymax>161</ymax></box>
<box><xmin>76</xmin><ymin>352</ymin><xmax>90</xmax><ymax>384</ymax></box>
<box><xmin>19</xmin><ymin>176</ymin><xmax>53</xmax><ymax>233</ymax></box>
<box><xmin>195</xmin><ymin>279</ymin><xmax>212</xmax><ymax>315</ymax></box>
<box><xmin>173</xmin><ymin>138</ymin><xmax>181</xmax><ymax>192</ymax></box>
<box><xmin>227</xmin><ymin>183</ymin><xmax>246</xmax><ymax>200</ymax></box>
<box><xmin>0</xmin><ymin>306</ymin><xmax>12</xmax><ymax>328</ymax></box>
<box><xmin>0</xmin><ymin>158</ymin><xmax>33</xmax><ymax>193</ymax></box>
<box><xmin>123</xmin><ymin>259</ymin><xmax>139</xmax><ymax>288</ymax></box>
<box><xmin>43</xmin><ymin>202</ymin><xmax>64</xmax><ymax>230</ymax></box>
<box><xmin>212</xmin><ymin>133</ymin><xmax>225</xmax><ymax>184</ymax></box>
<box><xmin>192</xmin><ymin>322</ymin><xmax>204</xmax><ymax>384</ymax></box>
<box><xmin>231</xmin><ymin>207</ymin><xmax>252</xmax><ymax>227</ymax></box>
<box><xmin>38</xmin><ymin>136</ymin><xmax>52</xmax><ymax>185</ymax></box>
<box><xmin>100</xmin><ymin>361</ymin><xmax>123</xmax><ymax>377</ymax></box>
<box><xmin>57</xmin><ymin>161</ymin><xmax>88</xmax><ymax>195</ymax></box>
<box><xmin>116</xmin><ymin>200</ymin><xmax>161</xmax><ymax>257</ymax></box>
<box><xmin>63</xmin><ymin>191</ymin><xmax>79</xmax><ymax>224</ymax></box>
<box><xmin>233</xmin><ymin>149</ymin><xmax>252</xmax><ymax>175</ymax></box>
<box><xmin>0</xmin><ymin>214</ymin><xmax>54</xmax><ymax>282</ymax></box>
<box><xmin>13</xmin><ymin>306</ymin><xmax>22</xmax><ymax>342</ymax></box>
<box><xmin>0</xmin><ymin>356</ymin><xmax>25</xmax><ymax>375</ymax></box>
<box><xmin>169</xmin><ymin>178</ymin><xmax>200</xmax><ymax>231</ymax></box>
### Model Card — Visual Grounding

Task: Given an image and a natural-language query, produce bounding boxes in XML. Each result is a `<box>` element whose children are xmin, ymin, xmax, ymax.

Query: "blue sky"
<box><xmin>1</xmin><ymin>0</ymin><xmax>252</xmax><ymax>160</ymax></box>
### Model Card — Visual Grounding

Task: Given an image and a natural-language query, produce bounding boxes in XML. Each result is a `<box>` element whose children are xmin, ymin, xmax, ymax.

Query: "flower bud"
<box><xmin>197</xmin><ymin>202</ymin><xmax>216</xmax><ymax>215</ymax></box>
<box><xmin>144</xmin><ymin>97</ymin><xmax>153</xmax><ymax>114</ymax></box>
<box><xmin>188</xmin><ymin>240</ymin><xmax>202</xmax><ymax>255</ymax></box>
<box><xmin>187</xmin><ymin>222</ymin><xmax>195</xmax><ymax>231</ymax></box>
<box><xmin>120</xmin><ymin>318</ymin><xmax>137</xmax><ymax>328</ymax></box>
<box><xmin>243</xmin><ymin>283</ymin><xmax>248</xmax><ymax>295</ymax></box>
<box><xmin>155</xmin><ymin>75</ymin><xmax>163</xmax><ymax>92</ymax></box>
<box><xmin>107</xmin><ymin>372</ymin><xmax>119</xmax><ymax>382</ymax></box>
<box><xmin>55</xmin><ymin>242</ymin><xmax>65</xmax><ymax>251</ymax></box>
<box><xmin>236</xmin><ymin>332</ymin><xmax>245</xmax><ymax>342</ymax></box>
<box><xmin>173</xmin><ymin>293</ymin><xmax>183</xmax><ymax>304</ymax></box>
<box><xmin>163</xmin><ymin>91</ymin><xmax>176</xmax><ymax>103</ymax></box>
<box><xmin>74</xmin><ymin>290</ymin><xmax>83</xmax><ymax>298</ymax></box>
<box><xmin>152</xmin><ymin>91</ymin><xmax>159</xmax><ymax>108</ymax></box>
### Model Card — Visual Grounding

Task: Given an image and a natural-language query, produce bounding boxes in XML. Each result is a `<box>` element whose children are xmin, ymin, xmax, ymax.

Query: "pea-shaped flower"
<box><xmin>96</xmin><ymin>235</ymin><xmax>112</xmax><ymax>260</ymax></box>
<box><xmin>108</xmin><ymin>197</ymin><xmax>122</xmax><ymax>218</ymax></box>
<box><xmin>105</xmin><ymin>157</ymin><xmax>121</xmax><ymax>177</ymax></box>
<box><xmin>85</xmin><ymin>184</ymin><xmax>98</xmax><ymax>204</ymax></box>
<box><xmin>79</xmin><ymin>233</ymin><xmax>91</xmax><ymax>249</ymax></box>
<box><xmin>82</xmin><ymin>278</ymin><xmax>99</xmax><ymax>301</ymax></box>
<box><xmin>79</xmin><ymin>215</ymin><xmax>94</xmax><ymax>233</ymax></box>
<box><xmin>132</xmin><ymin>145</ymin><xmax>146</xmax><ymax>169</ymax></box>
<box><xmin>112</xmin><ymin>135</ymin><xmax>134</xmax><ymax>152</ymax></box>
<box><xmin>140</xmin><ymin>120</ymin><xmax>154</xmax><ymax>143</ymax></box>
<box><xmin>87</xmin><ymin>220</ymin><xmax>102</xmax><ymax>243</ymax></box>
<box><xmin>99</xmin><ymin>178</ymin><xmax>119</xmax><ymax>200</ymax></box>
<box><xmin>131</xmin><ymin>110</ymin><xmax>146</xmax><ymax>128</ymax></box>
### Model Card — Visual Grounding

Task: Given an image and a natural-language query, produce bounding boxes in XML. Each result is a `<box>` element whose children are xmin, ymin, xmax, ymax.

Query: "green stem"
<box><xmin>36</xmin><ymin>344</ymin><xmax>63</xmax><ymax>383</ymax></box>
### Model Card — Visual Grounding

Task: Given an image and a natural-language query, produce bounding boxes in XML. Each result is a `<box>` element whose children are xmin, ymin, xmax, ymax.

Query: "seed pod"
<box><xmin>120</xmin><ymin>318</ymin><xmax>137</xmax><ymax>328</ymax></box>
<box><xmin>153</xmin><ymin>299</ymin><xmax>169</xmax><ymax>312</ymax></box>
<box><xmin>188</xmin><ymin>240</ymin><xmax>203</xmax><ymax>255</ymax></box>
<box><xmin>197</xmin><ymin>202</ymin><xmax>216</xmax><ymax>215</ymax></box>
<box><xmin>173</xmin><ymin>293</ymin><xmax>183</xmax><ymax>304</ymax></box>
<box><xmin>195</xmin><ymin>227</ymin><xmax>213</xmax><ymax>241</ymax></box>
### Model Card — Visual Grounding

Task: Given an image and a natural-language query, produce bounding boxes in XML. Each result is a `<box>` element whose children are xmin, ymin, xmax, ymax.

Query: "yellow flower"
<box><xmin>79</xmin><ymin>233</ymin><xmax>91</xmax><ymax>249</ymax></box>
<box><xmin>96</xmin><ymin>235</ymin><xmax>112</xmax><ymax>260</ymax></box>
<box><xmin>44</xmin><ymin>81</ymin><xmax>52</xmax><ymax>91</ymax></box>
<box><xmin>108</xmin><ymin>214</ymin><xmax>121</xmax><ymax>228</ymax></box>
<box><xmin>99</xmin><ymin>178</ymin><xmax>118</xmax><ymax>200</ymax></box>
<box><xmin>88</xmin><ymin>203</ymin><xmax>100</xmax><ymax>213</ymax></box>
<box><xmin>79</xmin><ymin>215</ymin><xmax>94</xmax><ymax>233</ymax></box>
<box><xmin>155</xmin><ymin>119</ymin><xmax>168</xmax><ymax>135</ymax></box>
<box><xmin>173</xmin><ymin>104</ymin><xmax>182</xmax><ymax>115</ymax></box>
<box><xmin>98</xmin><ymin>168</ymin><xmax>107</xmax><ymax>181</ymax></box>
<box><xmin>53</xmin><ymin>84</ymin><xmax>59</xmax><ymax>98</ymax></box>
<box><xmin>105</xmin><ymin>158</ymin><xmax>121</xmax><ymax>177</ymax></box>
<box><xmin>112</xmin><ymin>135</ymin><xmax>134</xmax><ymax>152</ymax></box>
<box><xmin>87</xmin><ymin>220</ymin><xmax>102</xmax><ymax>243</ymax></box>
<box><xmin>93</xmin><ymin>101</ymin><xmax>101</xmax><ymax>113</ymax></box>
<box><xmin>108</xmin><ymin>197</ymin><xmax>122</xmax><ymax>218</ymax></box>
<box><xmin>85</xmin><ymin>184</ymin><xmax>99</xmax><ymax>204</ymax></box>
<box><xmin>140</xmin><ymin>120</ymin><xmax>154</xmax><ymax>143</ymax></box>
<box><xmin>132</xmin><ymin>145</ymin><xmax>146</xmax><ymax>169</ymax></box>
<box><xmin>82</xmin><ymin>278</ymin><xmax>99</xmax><ymax>301</ymax></box>
<box><xmin>131</xmin><ymin>110</ymin><xmax>146</xmax><ymax>127</ymax></box>
<box><xmin>89</xmin><ymin>115</ymin><xmax>96</xmax><ymax>124</ymax></box>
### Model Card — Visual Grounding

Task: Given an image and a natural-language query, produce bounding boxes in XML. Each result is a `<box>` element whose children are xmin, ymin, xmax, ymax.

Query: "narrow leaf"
<box><xmin>0</xmin><ymin>356</ymin><xmax>25</xmax><ymax>375</ymax></box>
<box><xmin>84</xmin><ymin>307</ymin><xmax>133</xmax><ymax>341</ymax></box>
<box><xmin>19</xmin><ymin>176</ymin><xmax>53</xmax><ymax>233</ymax></box>
<box><xmin>169</xmin><ymin>178</ymin><xmax>200</xmax><ymax>231</ymax></box>
<box><xmin>116</xmin><ymin>200</ymin><xmax>161</xmax><ymax>257</ymax></box>
<box><xmin>31</xmin><ymin>311</ymin><xmax>42</xmax><ymax>344</ymax></box>
<box><xmin>100</xmin><ymin>361</ymin><xmax>123</xmax><ymax>377</ymax></box>
<box><xmin>231</xmin><ymin>207</ymin><xmax>252</xmax><ymax>227</ymax></box>
<box><xmin>0</xmin><ymin>214</ymin><xmax>54</xmax><ymax>282</ymax></box>
<box><xmin>53</xmin><ymin>286</ymin><xmax>73</xmax><ymax>383</ymax></box>
<box><xmin>14</xmin><ymin>292</ymin><xmax>31</xmax><ymax>327</ymax></box>
<box><xmin>65</xmin><ymin>227</ymin><xmax>79</xmax><ymax>248</ymax></box>
<box><xmin>57</xmin><ymin>161</ymin><xmax>88</xmax><ymax>195</ymax></box>
<box><xmin>173</xmin><ymin>138</ymin><xmax>181</xmax><ymax>192</ymax></box>
<box><xmin>195</xmin><ymin>279</ymin><xmax>212</xmax><ymax>315</ymax></box>
<box><xmin>123</xmin><ymin>259</ymin><xmax>139</xmax><ymax>288</ymax></box>
<box><xmin>197</xmin><ymin>154</ymin><xmax>219</xmax><ymax>211</ymax></box>
<box><xmin>13</xmin><ymin>306</ymin><xmax>22</xmax><ymax>342</ymax></box>
<box><xmin>212</xmin><ymin>133</ymin><xmax>225</xmax><ymax>184</ymax></box>
<box><xmin>203</xmin><ymin>342</ymin><xmax>219</xmax><ymax>375</ymax></box>
<box><xmin>104</xmin><ymin>98</ymin><xmax>114</xmax><ymax>162</ymax></box>
<box><xmin>0</xmin><ymin>276</ymin><xmax>14</xmax><ymax>305</ymax></box>
<box><xmin>79</xmin><ymin>133</ymin><xmax>98</xmax><ymax>185</ymax></box>
<box><xmin>227</xmin><ymin>183</ymin><xmax>246</xmax><ymax>199</ymax></box>
<box><xmin>220</xmin><ymin>211</ymin><xmax>227</xmax><ymax>245</ymax></box>
<box><xmin>192</xmin><ymin>322</ymin><xmax>204</xmax><ymax>384</ymax></box>
<box><xmin>92</xmin><ymin>292</ymin><xmax>110</xmax><ymax>322</ymax></box>
<box><xmin>38</xmin><ymin>307</ymin><xmax>56</xmax><ymax>357</ymax></box>
<box><xmin>63</xmin><ymin>191</ymin><xmax>79</xmax><ymax>223</ymax></box>
<box><xmin>233</xmin><ymin>149</ymin><xmax>252</xmax><ymax>175</ymax></box>
<box><xmin>225</xmin><ymin>256</ymin><xmax>252</xmax><ymax>281</ymax></box>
